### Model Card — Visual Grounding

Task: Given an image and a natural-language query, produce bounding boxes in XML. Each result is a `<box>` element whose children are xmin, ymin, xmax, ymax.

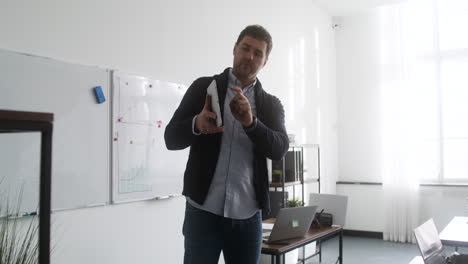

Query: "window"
<box><xmin>379</xmin><ymin>0</ymin><xmax>468</xmax><ymax>184</ymax></box>
<box><xmin>423</xmin><ymin>0</ymin><xmax>468</xmax><ymax>183</ymax></box>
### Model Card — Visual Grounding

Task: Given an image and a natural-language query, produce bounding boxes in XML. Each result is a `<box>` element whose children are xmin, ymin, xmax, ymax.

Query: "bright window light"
<box><xmin>438</xmin><ymin>0</ymin><xmax>468</xmax><ymax>51</ymax></box>
<box><xmin>380</xmin><ymin>0</ymin><xmax>468</xmax><ymax>183</ymax></box>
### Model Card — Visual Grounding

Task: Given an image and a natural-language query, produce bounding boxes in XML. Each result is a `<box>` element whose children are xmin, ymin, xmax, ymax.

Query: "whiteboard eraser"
<box><xmin>93</xmin><ymin>86</ymin><xmax>106</xmax><ymax>104</ymax></box>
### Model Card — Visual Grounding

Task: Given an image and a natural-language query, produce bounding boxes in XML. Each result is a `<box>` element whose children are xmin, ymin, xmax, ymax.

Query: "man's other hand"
<box><xmin>229</xmin><ymin>86</ymin><xmax>253</xmax><ymax>127</ymax></box>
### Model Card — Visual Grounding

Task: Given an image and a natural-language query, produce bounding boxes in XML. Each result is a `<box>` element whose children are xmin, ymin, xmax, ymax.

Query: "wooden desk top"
<box><xmin>262</xmin><ymin>218</ymin><xmax>342</xmax><ymax>255</ymax></box>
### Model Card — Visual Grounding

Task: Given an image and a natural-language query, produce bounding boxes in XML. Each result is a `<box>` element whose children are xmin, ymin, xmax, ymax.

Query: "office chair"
<box><xmin>414</xmin><ymin>218</ymin><xmax>449</xmax><ymax>264</ymax></box>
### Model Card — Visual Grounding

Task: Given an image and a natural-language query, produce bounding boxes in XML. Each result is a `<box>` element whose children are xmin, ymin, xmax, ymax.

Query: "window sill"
<box><xmin>336</xmin><ymin>181</ymin><xmax>468</xmax><ymax>187</ymax></box>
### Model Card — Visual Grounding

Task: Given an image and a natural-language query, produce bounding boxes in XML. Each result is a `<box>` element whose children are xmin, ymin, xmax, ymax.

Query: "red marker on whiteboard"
<box><xmin>157</xmin><ymin>120</ymin><xmax>162</xmax><ymax>128</ymax></box>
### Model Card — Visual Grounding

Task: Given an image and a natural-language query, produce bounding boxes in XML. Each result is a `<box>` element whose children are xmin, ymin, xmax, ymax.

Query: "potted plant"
<box><xmin>287</xmin><ymin>197</ymin><xmax>304</xmax><ymax>208</ymax></box>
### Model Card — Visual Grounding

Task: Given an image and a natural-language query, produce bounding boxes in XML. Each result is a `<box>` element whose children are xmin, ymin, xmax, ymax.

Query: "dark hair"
<box><xmin>236</xmin><ymin>25</ymin><xmax>273</xmax><ymax>57</ymax></box>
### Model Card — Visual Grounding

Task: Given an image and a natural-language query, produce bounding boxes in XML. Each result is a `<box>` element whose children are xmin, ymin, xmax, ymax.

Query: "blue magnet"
<box><xmin>93</xmin><ymin>86</ymin><xmax>106</xmax><ymax>104</ymax></box>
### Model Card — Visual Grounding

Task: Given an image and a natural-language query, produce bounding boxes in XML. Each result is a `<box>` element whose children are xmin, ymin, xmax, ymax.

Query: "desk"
<box><xmin>440</xmin><ymin>216</ymin><xmax>468</xmax><ymax>250</ymax></box>
<box><xmin>262</xmin><ymin>219</ymin><xmax>343</xmax><ymax>264</ymax></box>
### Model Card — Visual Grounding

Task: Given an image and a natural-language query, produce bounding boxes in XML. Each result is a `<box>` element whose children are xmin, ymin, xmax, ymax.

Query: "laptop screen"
<box><xmin>265</xmin><ymin>206</ymin><xmax>318</xmax><ymax>242</ymax></box>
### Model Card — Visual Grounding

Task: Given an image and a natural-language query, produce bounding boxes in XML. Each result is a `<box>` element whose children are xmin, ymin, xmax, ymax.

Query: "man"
<box><xmin>165</xmin><ymin>25</ymin><xmax>289</xmax><ymax>264</ymax></box>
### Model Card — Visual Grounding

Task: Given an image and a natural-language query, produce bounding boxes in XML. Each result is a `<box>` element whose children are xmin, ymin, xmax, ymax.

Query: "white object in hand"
<box><xmin>206</xmin><ymin>80</ymin><xmax>222</xmax><ymax>127</ymax></box>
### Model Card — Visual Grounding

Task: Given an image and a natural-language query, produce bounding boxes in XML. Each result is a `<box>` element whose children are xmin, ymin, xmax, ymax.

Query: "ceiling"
<box><xmin>312</xmin><ymin>0</ymin><xmax>407</xmax><ymax>16</ymax></box>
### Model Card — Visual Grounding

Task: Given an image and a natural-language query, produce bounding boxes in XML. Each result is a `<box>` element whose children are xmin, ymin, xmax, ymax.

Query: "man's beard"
<box><xmin>235</xmin><ymin>61</ymin><xmax>253</xmax><ymax>77</ymax></box>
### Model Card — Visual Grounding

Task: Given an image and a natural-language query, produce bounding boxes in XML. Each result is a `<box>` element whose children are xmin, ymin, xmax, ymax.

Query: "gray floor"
<box><xmin>308</xmin><ymin>235</ymin><xmax>468</xmax><ymax>264</ymax></box>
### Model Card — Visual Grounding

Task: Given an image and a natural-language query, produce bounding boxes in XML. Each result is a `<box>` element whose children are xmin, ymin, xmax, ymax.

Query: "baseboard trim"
<box><xmin>343</xmin><ymin>229</ymin><xmax>383</xmax><ymax>239</ymax></box>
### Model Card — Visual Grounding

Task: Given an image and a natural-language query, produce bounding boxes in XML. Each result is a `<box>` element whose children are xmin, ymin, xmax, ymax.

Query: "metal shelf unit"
<box><xmin>269</xmin><ymin>144</ymin><xmax>321</xmax><ymax>210</ymax></box>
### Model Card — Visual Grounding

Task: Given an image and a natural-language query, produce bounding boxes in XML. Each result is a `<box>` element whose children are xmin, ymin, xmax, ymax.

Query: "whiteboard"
<box><xmin>111</xmin><ymin>71</ymin><xmax>188</xmax><ymax>203</ymax></box>
<box><xmin>0</xmin><ymin>49</ymin><xmax>110</xmax><ymax>212</ymax></box>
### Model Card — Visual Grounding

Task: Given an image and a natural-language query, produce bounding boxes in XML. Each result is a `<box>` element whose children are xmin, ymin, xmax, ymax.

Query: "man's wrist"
<box><xmin>192</xmin><ymin>115</ymin><xmax>202</xmax><ymax>135</ymax></box>
<box><xmin>243</xmin><ymin>116</ymin><xmax>257</xmax><ymax>131</ymax></box>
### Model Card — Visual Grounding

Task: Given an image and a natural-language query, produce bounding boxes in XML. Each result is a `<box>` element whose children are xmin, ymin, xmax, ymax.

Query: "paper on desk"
<box><xmin>262</xmin><ymin>223</ymin><xmax>274</xmax><ymax>230</ymax></box>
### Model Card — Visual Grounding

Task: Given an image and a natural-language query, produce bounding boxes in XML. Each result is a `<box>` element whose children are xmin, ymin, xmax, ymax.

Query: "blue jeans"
<box><xmin>183</xmin><ymin>202</ymin><xmax>262</xmax><ymax>264</ymax></box>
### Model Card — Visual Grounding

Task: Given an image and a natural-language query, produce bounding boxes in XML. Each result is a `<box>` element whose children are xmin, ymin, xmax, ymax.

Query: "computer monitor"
<box><xmin>309</xmin><ymin>193</ymin><xmax>348</xmax><ymax>227</ymax></box>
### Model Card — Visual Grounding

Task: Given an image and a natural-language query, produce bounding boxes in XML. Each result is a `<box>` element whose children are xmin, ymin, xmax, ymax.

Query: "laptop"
<box><xmin>263</xmin><ymin>205</ymin><xmax>318</xmax><ymax>243</ymax></box>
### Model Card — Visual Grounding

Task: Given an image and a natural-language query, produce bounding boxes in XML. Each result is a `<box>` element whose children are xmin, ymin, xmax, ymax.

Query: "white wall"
<box><xmin>0</xmin><ymin>0</ymin><xmax>336</xmax><ymax>263</ymax></box>
<box><xmin>335</xmin><ymin>10</ymin><xmax>468</xmax><ymax>233</ymax></box>
<box><xmin>335</xmin><ymin>13</ymin><xmax>382</xmax><ymax>184</ymax></box>
<box><xmin>52</xmin><ymin>198</ymin><xmax>186</xmax><ymax>263</ymax></box>
<box><xmin>338</xmin><ymin>184</ymin><xmax>468</xmax><ymax>232</ymax></box>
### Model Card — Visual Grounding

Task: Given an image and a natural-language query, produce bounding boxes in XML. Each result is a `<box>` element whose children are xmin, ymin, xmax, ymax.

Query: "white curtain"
<box><xmin>378</xmin><ymin>1</ymin><xmax>440</xmax><ymax>243</ymax></box>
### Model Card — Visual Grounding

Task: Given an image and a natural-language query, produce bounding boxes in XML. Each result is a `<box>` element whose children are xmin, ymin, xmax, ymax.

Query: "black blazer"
<box><xmin>164</xmin><ymin>68</ymin><xmax>289</xmax><ymax>214</ymax></box>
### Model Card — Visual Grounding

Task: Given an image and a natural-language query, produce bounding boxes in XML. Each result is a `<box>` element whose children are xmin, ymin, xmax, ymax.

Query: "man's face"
<box><xmin>232</xmin><ymin>35</ymin><xmax>268</xmax><ymax>82</ymax></box>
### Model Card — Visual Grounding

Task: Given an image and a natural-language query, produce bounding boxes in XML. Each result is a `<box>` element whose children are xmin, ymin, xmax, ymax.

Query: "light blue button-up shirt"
<box><xmin>188</xmin><ymin>69</ymin><xmax>259</xmax><ymax>219</ymax></box>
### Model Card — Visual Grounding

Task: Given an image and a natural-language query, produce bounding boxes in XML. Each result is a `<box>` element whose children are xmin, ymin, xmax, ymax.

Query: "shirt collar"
<box><xmin>228</xmin><ymin>68</ymin><xmax>256</xmax><ymax>93</ymax></box>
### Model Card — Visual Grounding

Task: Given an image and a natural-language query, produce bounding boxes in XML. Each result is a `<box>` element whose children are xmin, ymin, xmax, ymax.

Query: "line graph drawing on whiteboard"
<box><xmin>114</xmin><ymin>123</ymin><xmax>155</xmax><ymax>194</ymax></box>
<box><xmin>111</xmin><ymin>70</ymin><xmax>189</xmax><ymax>203</ymax></box>
<box><xmin>119</xmin><ymin>164</ymin><xmax>152</xmax><ymax>193</ymax></box>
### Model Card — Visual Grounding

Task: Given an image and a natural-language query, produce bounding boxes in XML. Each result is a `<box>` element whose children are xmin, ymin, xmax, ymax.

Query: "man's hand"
<box><xmin>195</xmin><ymin>95</ymin><xmax>224</xmax><ymax>134</ymax></box>
<box><xmin>229</xmin><ymin>86</ymin><xmax>253</xmax><ymax>127</ymax></box>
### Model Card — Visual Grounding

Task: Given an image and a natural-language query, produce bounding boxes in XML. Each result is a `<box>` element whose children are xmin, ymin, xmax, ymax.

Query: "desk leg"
<box><xmin>271</xmin><ymin>255</ymin><xmax>274</xmax><ymax>264</ymax></box>
<box><xmin>302</xmin><ymin>245</ymin><xmax>306</xmax><ymax>264</ymax></box>
<box><xmin>319</xmin><ymin>241</ymin><xmax>322</xmax><ymax>263</ymax></box>
<box><xmin>339</xmin><ymin>230</ymin><xmax>343</xmax><ymax>264</ymax></box>
<box><xmin>276</xmin><ymin>254</ymin><xmax>281</xmax><ymax>264</ymax></box>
